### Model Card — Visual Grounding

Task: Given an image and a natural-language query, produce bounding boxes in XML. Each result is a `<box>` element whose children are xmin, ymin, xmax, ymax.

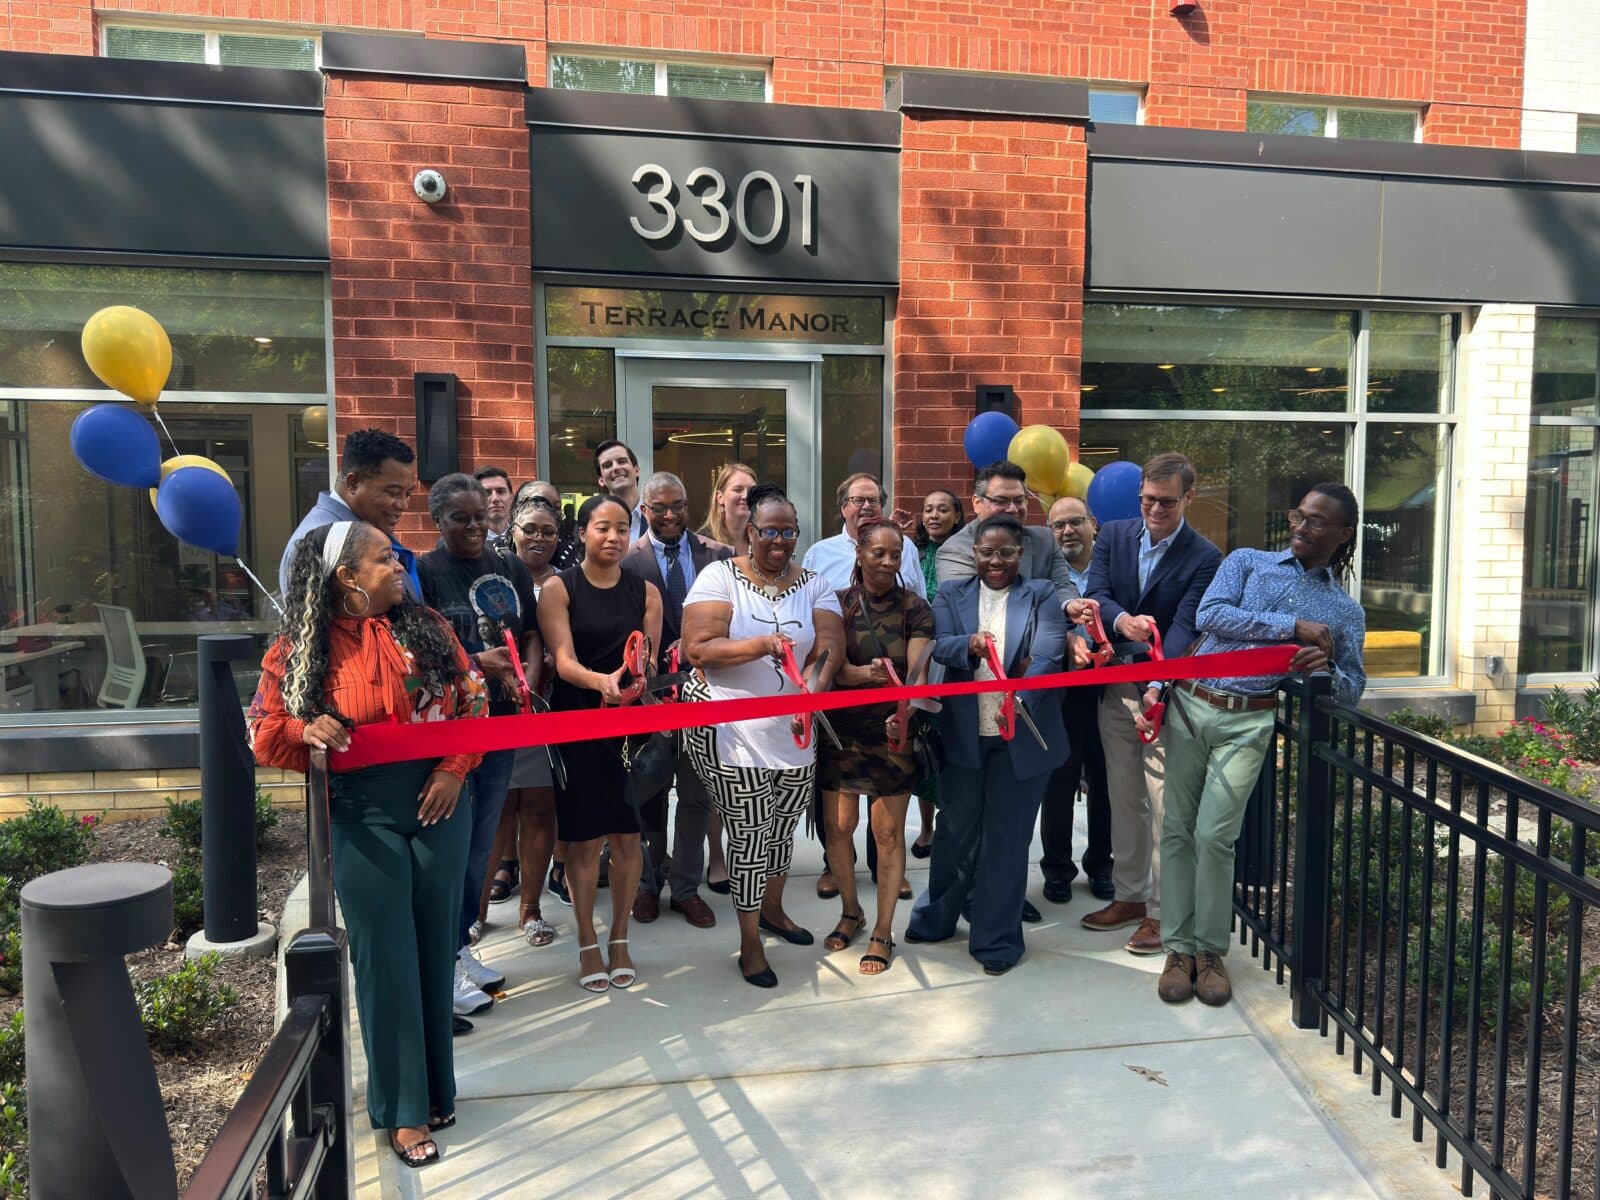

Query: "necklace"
<box><xmin>748</xmin><ymin>558</ymin><xmax>790</xmax><ymax>599</ymax></box>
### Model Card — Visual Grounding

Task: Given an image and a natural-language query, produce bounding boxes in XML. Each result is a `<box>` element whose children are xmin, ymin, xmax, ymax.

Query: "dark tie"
<box><xmin>662</xmin><ymin>539</ymin><xmax>688</xmax><ymax>608</ymax></box>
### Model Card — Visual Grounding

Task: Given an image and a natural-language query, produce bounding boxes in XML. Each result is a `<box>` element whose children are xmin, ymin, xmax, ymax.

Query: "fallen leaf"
<box><xmin>1125</xmin><ymin>1063</ymin><xmax>1167</xmax><ymax>1087</ymax></box>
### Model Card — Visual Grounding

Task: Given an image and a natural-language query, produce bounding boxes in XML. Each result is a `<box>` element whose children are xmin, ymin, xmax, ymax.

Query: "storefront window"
<box><xmin>1522</xmin><ymin>318</ymin><xmax>1600</xmax><ymax>676</ymax></box>
<box><xmin>0</xmin><ymin>401</ymin><xmax>326</xmax><ymax>714</ymax></box>
<box><xmin>819</xmin><ymin>357</ymin><xmax>885</xmax><ymax>538</ymax></box>
<box><xmin>0</xmin><ymin>263</ymin><xmax>326</xmax><ymax>394</ymax></box>
<box><xmin>1080</xmin><ymin>304</ymin><xmax>1352</xmax><ymax>412</ymax></box>
<box><xmin>1082</xmin><ymin>301</ymin><xmax>1456</xmax><ymax>683</ymax></box>
<box><xmin>545</xmin><ymin>347</ymin><xmax>616</xmax><ymax>507</ymax></box>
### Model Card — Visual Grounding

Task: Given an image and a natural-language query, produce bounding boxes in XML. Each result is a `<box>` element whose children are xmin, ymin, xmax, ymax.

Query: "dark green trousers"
<box><xmin>331</xmin><ymin>759</ymin><xmax>470</xmax><ymax>1130</ymax></box>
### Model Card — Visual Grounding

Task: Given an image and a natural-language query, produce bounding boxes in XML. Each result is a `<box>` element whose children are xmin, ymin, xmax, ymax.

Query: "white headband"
<box><xmin>321</xmin><ymin>521</ymin><xmax>355</xmax><ymax>581</ymax></box>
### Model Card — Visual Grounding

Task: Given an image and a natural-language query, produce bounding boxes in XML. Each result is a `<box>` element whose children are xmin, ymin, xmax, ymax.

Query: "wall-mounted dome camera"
<box><xmin>413</xmin><ymin>169</ymin><xmax>447</xmax><ymax>204</ymax></box>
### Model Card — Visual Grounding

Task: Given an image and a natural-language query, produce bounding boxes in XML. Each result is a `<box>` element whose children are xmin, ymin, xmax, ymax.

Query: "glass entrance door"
<box><xmin>620</xmin><ymin>358</ymin><xmax>818</xmax><ymax>546</ymax></box>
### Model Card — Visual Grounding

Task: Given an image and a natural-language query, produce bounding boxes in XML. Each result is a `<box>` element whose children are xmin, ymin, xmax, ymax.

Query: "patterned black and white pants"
<box><xmin>681</xmin><ymin>709</ymin><xmax>814</xmax><ymax>914</ymax></box>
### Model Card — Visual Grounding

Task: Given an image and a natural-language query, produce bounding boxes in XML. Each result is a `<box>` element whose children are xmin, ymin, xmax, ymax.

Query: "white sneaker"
<box><xmin>453</xmin><ymin>961</ymin><xmax>493</xmax><ymax>1015</ymax></box>
<box><xmin>458</xmin><ymin>944</ymin><xmax>506</xmax><ymax>993</ymax></box>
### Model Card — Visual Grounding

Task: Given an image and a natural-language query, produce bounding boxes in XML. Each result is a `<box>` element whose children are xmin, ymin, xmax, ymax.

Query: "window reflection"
<box><xmin>820</xmin><ymin>357</ymin><xmax>884</xmax><ymax>537</ymax></box>
<box><xmin>1367</xmin><ymin>312</ymin><xmax>1453</xmax><ymax>413</ymax></box>
<box><xmin>545</xmin><ymin>347</ymin><xmax>617</xmax><ymax>504</ymax></box>
<box><xmin>1361</xmin><ymin>426</ymin><xmax>1445</xmax><ymax>677</ymax></box>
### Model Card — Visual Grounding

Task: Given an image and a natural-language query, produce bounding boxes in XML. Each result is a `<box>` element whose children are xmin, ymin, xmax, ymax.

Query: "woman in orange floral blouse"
<box><xmin>251</xmin><ymin>520</ymin><xmax>486</xmax><ymax>1171</ymax></box>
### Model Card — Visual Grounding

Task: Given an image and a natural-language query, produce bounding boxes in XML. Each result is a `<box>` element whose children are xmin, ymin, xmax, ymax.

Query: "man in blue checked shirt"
<box><xmin>1148</xmin><ymin>482</ymin><xmax>1366</xmax><ymax>1009</ymax></box>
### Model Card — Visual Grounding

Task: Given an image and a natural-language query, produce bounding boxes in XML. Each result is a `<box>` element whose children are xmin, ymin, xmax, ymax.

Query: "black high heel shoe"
<box><xmin>739</xmin><ymin>955</ymin><xmax>778</xmax><ymax>988</ymax></box>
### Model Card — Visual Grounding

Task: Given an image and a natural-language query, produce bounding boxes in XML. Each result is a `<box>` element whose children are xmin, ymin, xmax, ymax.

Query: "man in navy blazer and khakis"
<box><xmin>619</xmin><ymin>470</ymin><xmax>733</xmax><ymax>928</ymax></box>
<box><xmin>1082</xmin><ymin>453</ymin><xmax>1222</xmax><ymax>955</ymax></box>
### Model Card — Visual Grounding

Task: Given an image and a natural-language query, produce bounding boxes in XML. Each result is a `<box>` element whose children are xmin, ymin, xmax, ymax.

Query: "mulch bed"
<box><xmin>4</xmin><ymin>808</ymin><xmax>306</xmax><ymax>1190</ymax></box>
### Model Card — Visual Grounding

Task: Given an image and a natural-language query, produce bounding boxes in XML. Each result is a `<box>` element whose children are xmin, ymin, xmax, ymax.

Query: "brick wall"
<box><xmin>324</xmin><ymin>72</ymin><xmax>534</xmax><ymax>552</ymax></box>
<box><xmin>895</xmin><ymin>114</ymin><xmax>1085</xmax><ymax>511</ymax></box>
<box><xmin>3</xmin><ymin>0</ymin><xmax>1527</xmax><ymax>138</ymax></box>
<box><xmin>1521</xmin><ymin>0</ymin><xmax>1600</xmax><ymax>151</ymax></box>
<box><xmin>0</xmin><ymin>766</ymin><xmax>305</xmax><ymax>823</ymax></box>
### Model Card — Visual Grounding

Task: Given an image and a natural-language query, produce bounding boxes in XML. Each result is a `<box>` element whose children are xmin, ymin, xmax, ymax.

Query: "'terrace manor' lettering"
<box><xmin>579</xmin><ymin>300</ymin><xmax>852</xmax><ymax>336</ymax></box>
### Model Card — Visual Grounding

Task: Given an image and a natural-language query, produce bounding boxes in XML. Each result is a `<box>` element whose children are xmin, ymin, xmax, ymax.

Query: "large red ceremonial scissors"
<box><xmin>876</xmin><ymin>656</ymin><xmax>909</xmax><ymax>752</ymax></box>
<box><xmin>614</xmin><ymin>630</ymin><xmax>650</xmax><ymax>705</ymax></box>
<box><xmin>779</xmin><ymin>642</ymin><xmax>840</xmax><ymax>751</ymax></box>
<box><xmin>1138</xmin><ymin>624</ymin><xmax>1168</xmax><ymax>744</ymax></box>
<box><xmin>980</xmin><ymin>633</ymin><xmax>1049</xmax><ymax>751</ymax></box>
<box><xmin>502</xmin><ymin>629</ymin><xmax>532</xmax><ymax>714</ymax></box>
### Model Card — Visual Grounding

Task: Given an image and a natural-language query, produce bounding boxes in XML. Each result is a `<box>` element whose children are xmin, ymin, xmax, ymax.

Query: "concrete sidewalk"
<box><xmin>348</xmin><ymin>813</ymin><xmax>1455</xmax><ymax>1199</ymax></box>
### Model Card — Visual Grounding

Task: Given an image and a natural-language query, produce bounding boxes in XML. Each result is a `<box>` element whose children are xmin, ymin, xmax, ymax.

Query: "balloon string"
<box><xmin>150</xmin><ymin>409</ymin><xmax>180</xmax><ymax>457</ymax></box>
<box><xmin>236</xmin><ymin>558</ymin><xmax>284</xmax><ymax>617</ymax></box>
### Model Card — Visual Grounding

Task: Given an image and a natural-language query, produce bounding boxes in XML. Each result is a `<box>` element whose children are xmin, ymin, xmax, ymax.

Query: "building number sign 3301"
<box><xmin>630</xmin><ymin>164</ymin><xmax>815</xmax><ymax>249</ymax></box>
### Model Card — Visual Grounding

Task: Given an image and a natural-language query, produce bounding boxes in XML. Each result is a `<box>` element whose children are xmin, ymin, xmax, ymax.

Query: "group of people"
<box><xmin>250</xmin><ymin>428</ymin><xmax>1367</xmax><ymax>1169</ymax></box>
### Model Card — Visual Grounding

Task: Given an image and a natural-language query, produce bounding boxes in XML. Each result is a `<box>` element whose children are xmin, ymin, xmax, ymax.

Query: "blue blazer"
<box><xmin>932</xmin><ymin>576</ymin><xmax>1069</xmax><ymax>781</ymax></box>
<box><xmin>1085</xmin><ymin>519</ymin><xmax>1222</xmax><ymax>658</ymax></box>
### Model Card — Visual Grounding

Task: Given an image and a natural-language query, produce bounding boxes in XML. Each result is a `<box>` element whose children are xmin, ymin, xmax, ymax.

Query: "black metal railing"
<box><xmin>185</xmin><ymin>749</ymin><xmax>352</xmax><ymax>1200</ymax></box>
<box><xmin>1236</xmin><ymin>676</ymin><xmax>1600</xmax><ymax>1199</ymax></box>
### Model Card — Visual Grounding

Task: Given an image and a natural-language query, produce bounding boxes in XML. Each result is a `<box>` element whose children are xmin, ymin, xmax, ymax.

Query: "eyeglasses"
<box><xmin>975</xmin><ymin>546</ymin><xmax>1022</xmax><ymax>562</ymax></box>
<box><xmin>842</xmin><ymin>495</ymin><xmax>882</xmax><ymax>509</ymax></box>
<box><xmin>977</xmin><ymin>493</ymin><xmax>1028</xmax><ymax>511</ymax></box>
<box><xmin>1050</xmin><ymin>517</ymin><xmax>1090</xmax><ymax>531</ymax></box>
<box><xmin>1139</xmin><ymin>494</ymin><xmax>1184</xmax><ymax>511</ymax></box>
<box><xmin>754</xmin><ymin>527</ymin><xmax>800</xmax><ymax>542</ymax></box>
<box><xmin>645</xmin><ymin>501</ymin><xmax>688</xmax><ymax>516</ymax></box>
<box><xmin>1286</xmin><ymin>509</ymin><xmax>1340</xmax><ymax>534</ymax></box>
<box><xmin>518</xmin><ymin>525</ymin><xmax>557</xmax><ymax>540</ymax></box>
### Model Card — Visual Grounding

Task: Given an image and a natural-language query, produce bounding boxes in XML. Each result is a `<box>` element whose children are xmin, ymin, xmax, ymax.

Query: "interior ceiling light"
<box><xmin>1080</xmin><ymin>384</ymin><xmax>1098</xmax><ymax>392</ymax></box>
<box><xmin>254</xmin><ymin>336</ymin><xmax>273</xmax><ymax>345</ymax></box>
<box><xmin>1156</xmin><ymin>363</ymin><xmax>1176</xmax><ymax>371</ymax></box>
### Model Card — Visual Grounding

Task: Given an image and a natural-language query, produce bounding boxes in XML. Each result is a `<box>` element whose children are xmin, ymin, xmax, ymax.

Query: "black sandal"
<box><xmin>860</xmin><ymin>935</ymin><xmax>895</xmax><ymax>975</ymax></box>
<box><xmin>427</xmin><ymin>1110</ymin><xmax>456</xmax><ymax>1131</ymax></box>
<box><xmin>391</xmin><ymin>1131</ymin><xmax>439</xmax><ymax>1169</ymax></box>
<box><xmin>487</xmin><ymin>860</ymin><xmax>519</xmax><ymax>904</ymax></box>
<box><xmin>823</xmin><ymin>912</ymin><xmax>865</xmax><ymax>953</ymax></box>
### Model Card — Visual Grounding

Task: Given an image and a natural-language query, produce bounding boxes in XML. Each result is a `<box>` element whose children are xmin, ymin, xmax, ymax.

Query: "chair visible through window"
<box><xmin>94</xmin><ymin>603</ymin><xmax>147</xmax><ymax>709</ymax></box>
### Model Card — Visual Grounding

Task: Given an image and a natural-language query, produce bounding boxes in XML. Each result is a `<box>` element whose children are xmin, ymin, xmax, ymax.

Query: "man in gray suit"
<box><xmin>937</xmin><ymin>460</ymin><xmax>1080</xmax><ymax>612</ymax></box>
<box><xmin>619</xmin><ymin>471</ymin><xmax>733</xmax><ymax>930</ymax></box>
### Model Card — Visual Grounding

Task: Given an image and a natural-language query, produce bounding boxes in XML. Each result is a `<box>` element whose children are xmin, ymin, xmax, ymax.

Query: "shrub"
<box><xmin>161</xmin><ymin>789</ymin><xmax>279</xmax><ymax>855</ymax></box>
<box><xmin>0</xmin><ymin>1013</ymin><xmax>24</xmax><ymax>1199</ymax></box>
<box><xmin>136</xmin><ymin>954</ymin><xmax>238</xmax><ymax>1054</ymax></box>
<box><xmin>1385</xmin><ymin>706</ymin><xmax>1458</xmax><ymax>742</ymax></box>
<box><xmin>1449</xmin><ymin>732</ymin><xmax>1501</xmax><ymax>762</ymax></box>
<box><xmin>169</xmin><ymin>854</ymin><xmax>204</xmax><ymax>935</ymax></box>
<box><xmin>0</xmin><ymin>802</ymin><xmax>97</xmax><ymax>908</ymax></box>
<box><xmin>1539</xmin><ymin>681</ymin><xmax>1600</xmax><ymax>762</ymax></box>
<box><xmin>1495</xmin><ymin>718</ymin><xmax>1593</xmax><ymax>798</ymax></box>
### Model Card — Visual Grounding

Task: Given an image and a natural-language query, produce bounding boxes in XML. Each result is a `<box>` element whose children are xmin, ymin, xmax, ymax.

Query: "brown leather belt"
<box><xmin>1177</xmin><ymin>679</ymin><xmax>1277</xmax><ymax>713</ymax></box>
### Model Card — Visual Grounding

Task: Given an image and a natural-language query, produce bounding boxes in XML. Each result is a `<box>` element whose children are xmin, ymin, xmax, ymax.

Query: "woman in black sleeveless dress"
<box><xmin>539</xmin><ymin>494</ymin><xmax>663</xmax><ymax>993</ymax></box>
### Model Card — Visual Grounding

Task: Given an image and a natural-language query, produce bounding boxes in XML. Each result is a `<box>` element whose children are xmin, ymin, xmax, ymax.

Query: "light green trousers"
<box><xmin>1159</xmin><ymin>692</ymin><xmax>1275</xmax><ymax>956</ymax></box>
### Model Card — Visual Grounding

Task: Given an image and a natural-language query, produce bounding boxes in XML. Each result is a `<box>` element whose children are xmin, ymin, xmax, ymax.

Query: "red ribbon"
<box><xmin>331</xmin><ymin>643</ymin><xmax>1298</xmax><ymax>771</ymax></box>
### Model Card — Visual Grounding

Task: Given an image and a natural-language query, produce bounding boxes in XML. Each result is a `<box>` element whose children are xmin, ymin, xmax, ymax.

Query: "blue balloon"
<box><xmin>1086</xmin><ymin>460</ymin><xmax>1143</xmax><ymax>524</ymax></box>
<box><xmin>69</xmin><ymin>404</ymin><xmax>160</xmax><ymax>488</ymax></box>
<box><xmin>963</xmin><ymin>411</ymin><xmax>1021</xmax><ymax>469</ymax></box>
<box><xmin>155</xmin><ymin>466</ymin><xmax>242</xmax><ymax>558</ymax></box>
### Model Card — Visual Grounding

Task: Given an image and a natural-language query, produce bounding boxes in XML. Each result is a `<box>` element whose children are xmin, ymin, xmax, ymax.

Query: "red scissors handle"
<box><xmin>502</xmin><ymin>629</ymin><xmax>532</xmax><ymax>714</ymax></box>
<box><xmin>664</xmin><ymin>643</ymin><xmax>682</xmax><ymax>702</ymax></box>
<box><xmin>1137</xmin><ymin>624</ymin><xmax>1165</xmax><ymax>742</ymax></box>
<box><xmin>980</xmin><ymin>634</ymin><xmax>1017</xmax><ymax>742</ymax></box>
<box><xmin>615</xmin><ymin>630</ymin><xmax>649</xmax><ymax>705</ymax></box>
<box><xmin>779</xmin><ymin>641</ymin><xmax>813</xmax><ymax>749</ymax></box>
<box><xmin>1080</xmin><ymin>600</ymin><xmax>1116</xmax><ymax>668</ymax></box>
<box><xmin>877</xmin><ymin>656</ymin><xmax>909</xmax><ymax>752</ymax></box>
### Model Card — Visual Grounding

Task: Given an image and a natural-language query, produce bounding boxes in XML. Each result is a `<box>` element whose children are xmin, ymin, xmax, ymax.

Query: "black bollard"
<box><xmin>199</xmin><ymin>633</ymin><xmax>258</xmax><ymax>944</ymax></box>
<box><xmin>22</xmin><ymin>862</ymin><xmax>177</xmax><ymax>1199</ymax></box>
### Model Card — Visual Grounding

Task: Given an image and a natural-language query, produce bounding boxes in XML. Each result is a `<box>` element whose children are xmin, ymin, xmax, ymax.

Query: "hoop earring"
<box><xmin>342</xmin><ymin>586</ymin><xmax>371</xmax><ymax>617</ymax></box>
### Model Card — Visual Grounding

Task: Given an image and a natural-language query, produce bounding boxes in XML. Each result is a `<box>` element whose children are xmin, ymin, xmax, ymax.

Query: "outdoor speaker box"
<box><xmin>975</xmin><ymin>384</ymin><xmax>1018</xmax><ymax>420</ymax></box>
<box><xmin>414</xmin><ymin>372</ymin><xmax>458</xmax><ymax>481</ymax></box>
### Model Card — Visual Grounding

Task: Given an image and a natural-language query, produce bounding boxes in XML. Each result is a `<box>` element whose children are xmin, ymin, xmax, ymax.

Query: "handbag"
<box><xmin>618</xmin><ymin>661</ymin><xmax>681</xmax><ymax>809</ymax></box>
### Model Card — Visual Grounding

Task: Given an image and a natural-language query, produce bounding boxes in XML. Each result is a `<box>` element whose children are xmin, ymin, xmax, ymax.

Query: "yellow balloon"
<box><xmin>1007</xmin><ymin>425</ymin><xmax>1071</xmax><ymax>499</ymax></box>
<box><xmin>81</xmin><ymin>306</ymin><xmax>172</xmax><ymax>407</ymax></box>
<box><xmin>1060</xmin><ymin>461</ymin><xmax>1095</xmax><ymax>501</ymax></box>
<box><xmin>148</xmin><ymin>454</ymin><xmax>231</xmax><ymax>510</ymax></box>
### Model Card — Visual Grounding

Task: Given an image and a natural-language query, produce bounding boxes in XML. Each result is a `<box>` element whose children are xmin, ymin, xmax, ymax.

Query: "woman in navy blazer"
<box><xmin>905</xmin><ymin>514</ymin><xmax>1073</xmax><ymax>975</ymax></box>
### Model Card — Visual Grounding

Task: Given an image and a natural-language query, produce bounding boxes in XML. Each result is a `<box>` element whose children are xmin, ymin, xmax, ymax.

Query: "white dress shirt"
<box><xmin>976</xmin><ymin>582</ymin><xmax>1010</xmax><ymax>737</ymax></box>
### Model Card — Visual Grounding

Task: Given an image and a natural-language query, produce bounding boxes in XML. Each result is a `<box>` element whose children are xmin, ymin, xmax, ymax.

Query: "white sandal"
<box><xmin>607</xmin><ymin>937</ymin><xmax>636</xmax><ymax>989</ymax></box>
<box><xmin>521</xmin><ymin>915</ymin><xmax>556</xmax><ymax>948</ymax></box>
<box><xmin>577</xmin><ymin>943</ymin><xmax>609</xmax><ymax>993</ymax></box>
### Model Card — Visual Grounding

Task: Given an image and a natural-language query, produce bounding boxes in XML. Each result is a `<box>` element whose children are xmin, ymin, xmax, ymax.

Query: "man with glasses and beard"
<box><xmin>935</xmin><ymin>461</ymin><xmax>1078</xmax><ymax>611</ymax></box>
<box><xmin>1080</xmin><ymin>452</ymin><xmax>1221</xmax><ymax>955</ymax></box>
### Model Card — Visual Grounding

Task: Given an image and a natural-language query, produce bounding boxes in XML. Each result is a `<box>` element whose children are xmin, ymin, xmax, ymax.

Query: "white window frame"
<box><xmin>99</xmin><ymin>19</ymin><xmax>323</xmax><ymax>69</ymax></box>
<box><xmin>548</xmin><ymin>49</ymin><xmax>772</xmax><ymax>102</ymax></box>
<box><xmin>1248</xmin><ymin>95</ymin><xmax>1423</xmax><ymax>143</ymax></box>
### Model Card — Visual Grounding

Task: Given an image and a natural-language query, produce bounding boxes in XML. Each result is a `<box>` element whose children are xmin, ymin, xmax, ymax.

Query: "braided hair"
<box><xmin>276</xmin><ymin>522</ymin><xmax>465</xmax><ymax>723</ymax></box>
<box><xmin>843</xmin><ymin>517</ymin><xmax>903</xmax><ymax>618</ymax></box>
<box><xmin>1304</xmin><ymin>481</ymin><xmax>1360</xmax><ymax>581</ymax></box>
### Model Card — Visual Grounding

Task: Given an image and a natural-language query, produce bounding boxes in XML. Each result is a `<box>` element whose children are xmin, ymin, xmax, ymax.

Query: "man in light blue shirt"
<box><xmin>1154</xmin><ymin>482</ymin><xmax>1366</xmax><ymax>1009</ymax></box>
<box><xmin>802</xmin><ymin>472</ymin><xmax>927</xmax><ymax>599</ymax></box>
<box><xmin>279</xmin><ymin>428</ymin><xmax>421</xmax><ymax>601</ymax></box>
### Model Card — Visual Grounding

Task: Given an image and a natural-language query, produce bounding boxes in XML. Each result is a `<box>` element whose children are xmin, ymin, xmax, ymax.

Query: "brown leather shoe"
<box><xmin>1079</xmin><ymin>900</ymin><xmax>1146</xmax><ymax>932</ymax></box>
<box><xmin>669</xmin><ymin>893</ymin><xmax>717</xmax><ymax>929</ymax></box>
<box><xmin>1125</xmin><ymin>917</ymin><xmax>1162</xmax><ymax>955</ymax></box>
<box><xmin>1194</xmin><ymin>951</ymin><xmax>1232</xmax><ymax>1005</ymax></box>
<box><xmin>632</xmin><ymin>887</ymin><xmax>660</xmax><ymax>923</ymax></box>
<box><xmin>1158</xmin><ymin>952</ymin><xmax>1196</xmax><ymax>1003</ymax></box>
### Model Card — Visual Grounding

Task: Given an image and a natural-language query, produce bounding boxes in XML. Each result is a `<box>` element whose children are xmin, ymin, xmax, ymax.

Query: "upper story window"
<box><xmin>549</xmin><ymin>53</ymin><xmax>767</xmax><ymax>102</ymax></box>
<box><xmin>1578</xmin><ymin>122</ymin><xmax>1600</xmax><ymax>155</ymax></box>
<box><xmin>1247</xmin><ymin>99</ymin><xmax>1418</xmax><ymax>143</ymax></box>
<box><xmin>103</xmin><ymin>23</ymin><xmax>319</xmax><ymax>70</ymax></box>
<box><xmin>1089</xmin><ymin>89</ymin><xmax>1141</xmax><ymax>125</ymax></box>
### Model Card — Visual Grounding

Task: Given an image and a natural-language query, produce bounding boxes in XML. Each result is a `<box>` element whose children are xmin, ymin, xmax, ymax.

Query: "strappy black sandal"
<box><xmin>859</xmin><ymin>935</ymin><xmax>895</xmax><ymax>975</ymax></box>
<box><xmin>391</xmin><ymin>1131</ymin><xmax>439</xmax><ymax>1169</ymax></box>
<box><xmin>487</xmin><ymin>861</ymin><xmax>518</xmax><ymax>904</ymax></box>
<box><xmin>823</xmin><ymin>912</ymin><xmax>865</xmax><ymax>953</ymax></box>
<box><xmin>427</xmin><ymin>1110</ymin><xmax>456</xmax><ymax>1131</ymax></box>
